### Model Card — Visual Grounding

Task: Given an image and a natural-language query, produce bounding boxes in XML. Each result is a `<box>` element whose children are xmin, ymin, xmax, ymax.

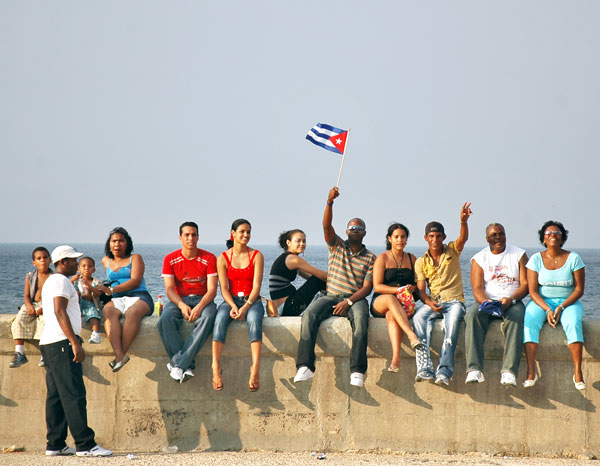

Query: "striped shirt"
<box><xmin>326</xmin><ymin>235</ymin><xmax>376</xmax><ymax>297</ymax></box>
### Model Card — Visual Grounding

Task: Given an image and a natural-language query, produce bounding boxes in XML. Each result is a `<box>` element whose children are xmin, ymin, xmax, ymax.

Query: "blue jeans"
<box><xmin>296</xmin><ymin>295</ymin><xmax>369</xmax><ymax>374</ymax></box>
<box><xmin>212</xmin><ymin>296</ymin><xmax>264</xmax><ymax>343</ymax></box>
<box><xmin>412</xmin><ymin>300</ymin><xmax>465</xmax><ymax>379</ymax></box>
<box><xmin>157</xmin><ymin>295</ymin><xmax>217</xmax><ymax>371</ymax></box>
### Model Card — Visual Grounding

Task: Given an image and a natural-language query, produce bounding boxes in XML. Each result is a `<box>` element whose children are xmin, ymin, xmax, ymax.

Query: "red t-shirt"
<box><xmin>162</xmin><ymin>249</ymin><xmax>217</xmax><ymax>297</ymax></box>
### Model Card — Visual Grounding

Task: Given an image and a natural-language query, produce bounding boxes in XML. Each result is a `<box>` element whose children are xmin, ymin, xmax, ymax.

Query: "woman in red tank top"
<box><xmin>212</xmin><ymin>219</ymin><xmax>265</xmax><ymax>392</ymax></box>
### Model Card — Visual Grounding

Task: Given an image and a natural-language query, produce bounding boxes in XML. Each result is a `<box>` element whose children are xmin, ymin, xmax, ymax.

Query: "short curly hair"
<box><xmin>104</xmin><ymin>227</ymin><xmax>134</xmax><ymax>258</ymax></box>
<box><xmin>538</xmin><ymin>220</ymin><xmax>568</xmax><ymax>246</ymax></box>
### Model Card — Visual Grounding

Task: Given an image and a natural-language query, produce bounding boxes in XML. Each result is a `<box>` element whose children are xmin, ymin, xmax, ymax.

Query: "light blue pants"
<box><xmin>213</xmin><ymin>296</ymin><xmax>264</xmax><ymax>343</ymax></box>
<box><xmin>157</xmin><ymin>295</ymin><xmax>217</xmax><ymax>371</ymax></box>
<box><xmin>523</xmin><ymin>297</ymin><xmax>583</xmax><ymax>344</ymax></box>
<box><xmin>412</xmin><ymin>300</ymin><xmax>465</xmax><ymax>379</ymax></box>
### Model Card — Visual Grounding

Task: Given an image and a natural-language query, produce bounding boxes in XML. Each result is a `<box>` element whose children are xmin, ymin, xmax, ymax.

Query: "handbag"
<box><xmin>262</xmin><ymin>297</ymin><xmax>279</xmax><ymax>317</ymax></box>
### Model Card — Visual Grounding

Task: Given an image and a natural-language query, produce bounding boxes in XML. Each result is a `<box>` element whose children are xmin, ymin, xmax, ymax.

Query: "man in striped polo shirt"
<box><xmin>294</xmin><ymin>187</ymin><xmax>376</xmax><ymax>387</ymax></box>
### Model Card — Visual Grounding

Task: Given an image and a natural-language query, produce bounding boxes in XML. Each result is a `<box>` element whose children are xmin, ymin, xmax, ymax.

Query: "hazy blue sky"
<box><xmin>1</xmin><ymin>2</ymin><xmax>598</xmax><ymax>250</ymax></box>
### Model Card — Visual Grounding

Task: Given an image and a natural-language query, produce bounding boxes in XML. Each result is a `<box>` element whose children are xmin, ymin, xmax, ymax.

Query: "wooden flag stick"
<box><xmin>335</xmin><ymin>128</ymin><xmax>350</xmax><ymax>188</ymax></box>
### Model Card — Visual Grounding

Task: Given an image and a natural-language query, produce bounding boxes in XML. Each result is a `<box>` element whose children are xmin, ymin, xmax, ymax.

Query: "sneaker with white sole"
<box><xmin>350</xmin><ymin>372</ymin><xmax>364</xmax><ymax>387</ymax></box>
<box><xmin>182</xmin><ymin>368</ymin><xmax>194</xmax><ymax>383</ymax></box>
<box><xmin>46</xmin><ymin>445</ymin><xmax>75</xmax><ymax>456</ymax></box>
<box><xmin>89</xmin><ymin>331</ymin><xmax>101</xmax><ymax>344</ymax></box>
<box><xmin>415</xmin><ymin>370</ymin><xmax>435</xmax><ymax>382</ymax></box>
<box><xmin>75</xmin><ymin>445</ymin><xmax>113</xmax><ymax>457</ymax></box>
<box><xmin>293</xmin><ymin>366</ymin><xmax>314</xmax><ymax>382</ymax></box>
<box><xmin>465</xmin><ymin>370</ymin><xmax>485</xmax><ymax>384</ymax></box>
<box><xmin>500</xmin><ymin>371</ymin><xmax>517</xmax><ymax>387</ymax></box>
<box><xmin>435</xmin><ymin>374</ymin><xmax>450</xmax><ymax>386</ymax></box>
<box><xmin>167</xmin><ymin>363</ymin><xmax>183</xmax><ymax>382</ymax></box>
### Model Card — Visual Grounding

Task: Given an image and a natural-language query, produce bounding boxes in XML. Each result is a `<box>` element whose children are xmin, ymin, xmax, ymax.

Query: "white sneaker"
<box><xmin>181</xmin><ymin>368</ymin><xmax>194</xmax><ymax>383</ymax></box>
<box><xmin>75</xmin><ymin>445</ymin><xmax>113</xmax><ymax>457</ymax></box>
<box><xmin>89</xmin><ymin>331</ymin><xmax>101</xmax><ymax>344</ymax></box>
<box><xmin>500</xmin><ymin>372</ymin><xmax>517</xmax><ymax>387</ymax></box>
<box><xmin>46</xmin><ymin>445</ymin><xmax>75</xmax><ymax>456</ymax></box>
<box><xmin>167</xmin><ymin>363</ymin><xmax>183</xmax><ymax>382</ymax></box>
<box><xmin>294</xmin><ymin>366</ymin><xmax>314</xmax><ymax>382</ymax></box>
<box><xmin>465</xmin><ymin>370</ymin><xmax>485</xmax><ymax>384</ymax></box>
<box><xmin>350</xmin><ymin>372</ymin><xmax>364</xmax><ymax>387</ymax></box>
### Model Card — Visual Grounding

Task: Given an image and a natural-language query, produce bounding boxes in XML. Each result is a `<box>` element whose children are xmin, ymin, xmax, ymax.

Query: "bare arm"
<box><xmin>454</xmin><ymin>202</ymin><xmax>472</xmax><ymax>252</ymax></box>
<box><xmin>286</xmin><ymin>254</ymin><xmax>328</xmax><ymax>282</ymax></box>
<box><xmin>470</xmin><ymin>260</ymin><xmax>489</xmax><ymax>305</ymax></box>
<box><xmin>217</xmin><ymin>254</ymin><xmax>236</xmax><ymax>309</ymax></box>
<box><xmin>332</xmin><ymin>280</ymin><xmax>373</xmax><ymax>316</ymax></box>
<box><xmin>527</xmin><ymin>269</ymin><xmax>551</xmax><ymax>312</ymax></box>
<box><xmin>53</xmin><ymin>296</ymin><xmax>85</xmax><ymax>363</ymax></box>
<box><xmin>189</xmin><ymin>275</ymin><xmax>218</xmax><ymax>322</ymax></box>
<box><xmin>164</xmin><ymin>275</ymin><xmax>191</xmax><ymax>320</ymax></box>
<box><xmin>23</xmin><ymin>275</ymin><xmax>35</xmax><ymax>314</ymax></box>
<box><xmin>323</xmin><ymin>187</ymin><xmax>339</xmax><ymax>245</ymax></box>
<box><xmin>417</xmin><ymin>279</ymin><xmax>443</xmax><ymax>312</ymax></box>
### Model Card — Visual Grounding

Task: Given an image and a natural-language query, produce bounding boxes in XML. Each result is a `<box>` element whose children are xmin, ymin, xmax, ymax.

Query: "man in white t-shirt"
<box><xmin>464</xmin><ymin>224</ymin><xmax>529</xmax><ymax>387</ymax></box>
<box><xmin>40</xmin><ymin>245</ymin><xmax>112</xmax><ymax>457</ymax></box>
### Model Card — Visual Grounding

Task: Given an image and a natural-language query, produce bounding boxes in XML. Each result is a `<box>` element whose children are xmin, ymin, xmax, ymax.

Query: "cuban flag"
<box><xmin>306</xmin><ymin>123</ymin><xmax>348</xmax><ymax>155</ymax></box>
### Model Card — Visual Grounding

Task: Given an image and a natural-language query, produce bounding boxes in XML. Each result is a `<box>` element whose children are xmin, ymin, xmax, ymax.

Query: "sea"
<box><xmin>1</xmin><ymin>243</ymin><xmax>598</xmax><ymax>319</ymax></box>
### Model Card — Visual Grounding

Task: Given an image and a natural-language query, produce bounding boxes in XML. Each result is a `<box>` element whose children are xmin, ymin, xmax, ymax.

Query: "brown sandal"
<box><xmin>212</xmin><ymin>369</ymin><xmax>223</xmax><ymax>391</ymax></box>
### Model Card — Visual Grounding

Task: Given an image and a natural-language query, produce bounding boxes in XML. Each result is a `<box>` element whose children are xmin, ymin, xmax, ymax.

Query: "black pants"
<box><xmin>281</xmin><ymin>276</ymin><xmax>326</xmax><ymax>316</ymax></box>
<box><xmin>40</xmin><ymin>339</ymin><xmax>96</xmax><ymax>452</ymax></box>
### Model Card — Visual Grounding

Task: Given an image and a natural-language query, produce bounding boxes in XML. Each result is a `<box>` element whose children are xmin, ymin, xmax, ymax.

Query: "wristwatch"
<box><xmin>512</xmin><ymin>298</ymin><xmax>517</xmax><ymax>305</ymax></box>
<box><xmin>346</xmin><ymin>299</ymin><xmax>353</xmax><ymax>307</ymax></box>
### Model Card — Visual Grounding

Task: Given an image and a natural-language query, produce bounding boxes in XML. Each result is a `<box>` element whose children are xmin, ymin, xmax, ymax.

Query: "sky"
<box><xmin>1</xmin><ymin>1</ymin><xmax>599</xmax><ymax>250</ymax></box>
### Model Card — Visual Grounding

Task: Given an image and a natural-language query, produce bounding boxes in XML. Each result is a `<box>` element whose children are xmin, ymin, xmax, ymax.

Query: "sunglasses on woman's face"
<box><xmin>544</xmin><ymin>231</ymin><xmax>562</xmax><ymax>237</ymax></box>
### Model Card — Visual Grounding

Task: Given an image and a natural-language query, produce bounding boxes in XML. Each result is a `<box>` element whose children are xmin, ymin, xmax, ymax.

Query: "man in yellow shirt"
<box><xmin>413</xmin><ymin>203</ymin><xmax>472</xmax><ymax>386</ymax></box>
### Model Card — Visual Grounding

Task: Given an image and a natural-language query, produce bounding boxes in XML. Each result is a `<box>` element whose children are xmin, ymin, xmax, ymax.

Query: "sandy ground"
<box><xmin>0</xmin><ymin>451</ymin><xmax>597</xmax><ymax>466</ymax></box>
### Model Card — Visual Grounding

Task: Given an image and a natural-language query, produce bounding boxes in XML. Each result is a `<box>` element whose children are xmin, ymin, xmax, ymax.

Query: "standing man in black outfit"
<box><xmin>40</xmin><ymin>245</ymin><xmax>112</xmax><ymax>457</ymax></box>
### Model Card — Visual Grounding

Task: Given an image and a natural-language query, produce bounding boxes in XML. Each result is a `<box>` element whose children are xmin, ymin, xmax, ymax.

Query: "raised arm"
<box><xmin>323</xmin><ymin>187</ymin><xmax>339</xmax><ymax>245</ymax></box>
<box><xmin>455</xmin><ymin>202</ymin><xmax>472</xmax><ymax>252</ymax></box>
<box><xmin>286</xmin><ymin>254</ymin><xmax>328</xmax><ymax>282</ymax></box>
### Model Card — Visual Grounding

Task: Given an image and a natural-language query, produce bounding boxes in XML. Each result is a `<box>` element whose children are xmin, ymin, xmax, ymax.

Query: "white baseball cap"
<box><xmin>51</xmin><ymin>245</ymin><xmax>84</xmax><ymax>264</ymax></box>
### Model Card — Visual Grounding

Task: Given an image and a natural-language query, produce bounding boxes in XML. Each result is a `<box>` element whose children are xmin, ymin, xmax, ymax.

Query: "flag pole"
<box><xmin>335</xmin><ymin>127</ymin><xmax>350</xmax><ymax>188</ymax></box>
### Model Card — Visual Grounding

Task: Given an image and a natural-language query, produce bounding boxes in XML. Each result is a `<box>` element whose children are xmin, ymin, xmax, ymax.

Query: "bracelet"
<box><xmin>327</xmin><ymin>202</ymin><xmax>333</xmax><ymax>206</ymax></box>
<box><xmin>246</xmin><ymin>299</ymin><xmax>254</xmax><ymax>306</ymax></box>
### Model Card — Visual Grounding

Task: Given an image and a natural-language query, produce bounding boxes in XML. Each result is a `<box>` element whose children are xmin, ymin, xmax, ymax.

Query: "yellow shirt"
<box><xmin>415</xmin><ymin>241</ymin><xmax>464</xmax><ymax>302</ymax></box>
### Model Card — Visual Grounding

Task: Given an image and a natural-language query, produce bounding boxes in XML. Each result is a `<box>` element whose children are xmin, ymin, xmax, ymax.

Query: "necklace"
<box><xmin>390</xmin><ymin>250</ymin><xmax>404</xmax><ymax>268</ymax></box>
<box><xmin>545</xmin><ymin>251</ymin><xmax>560</xmax><ymax>264</ymax></box>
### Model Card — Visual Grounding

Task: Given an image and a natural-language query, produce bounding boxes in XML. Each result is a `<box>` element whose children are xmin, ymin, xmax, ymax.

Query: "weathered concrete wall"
<box><xmin>1</xmin><ymin>314</ymin><xmax>599</xmax><ymax>457</ymax></box>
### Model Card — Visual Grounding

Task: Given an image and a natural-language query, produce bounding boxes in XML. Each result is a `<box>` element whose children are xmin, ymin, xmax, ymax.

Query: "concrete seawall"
<box><xmin>1</xmin><ymin>314</ymin><xmax>599</xmax><ymax>457</ymax></box>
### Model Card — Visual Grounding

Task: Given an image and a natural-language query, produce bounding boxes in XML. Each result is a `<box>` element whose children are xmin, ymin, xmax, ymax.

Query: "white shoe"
<box><xmin>294</xmin><ymin>366</ymin><xmax>314</xmax><ymax>382</ymax></box>
<box><xmin>573</xmin><ymin>376</ymin><xmax>586</xmax><ymax>391</ymax></box>
<box><xmin>500</xmin><ymin>372</ymin><xmax>517</xmax><ymax>387</ymax></box>
<box><xmin>522</xmin><ymin>374</ymin><xmax>539</xmax><ymax>388</ymax></box>
<box><xmin>435</xmin><ymin>374</ymin><xmax>450</xmax><ymax>386</ymax></box>
<box><xmin>350</xmin><ymin>372</ymin><xmax>364</xmax><ymax>387</ymax></box>
<box><xmin>465</xmin><ymin>370</ymin><xmax>485</xmax><ymax>384</ymax></box>
<box><xmin>46</xmin><ymin>445</ymin><xmax>75</xmax><ymax>456</ymax></box>
<box><xmin>181</xmin><ymin>368</ymin><xmax>194</xmax><ymax>383</ymax></box>
<box><xmin>76</xmin><ymin>445</ymin><xmax>113</xmax><ymax>457</ymax></box>
<box><xmin>167</xmin><ymin>363</ymin><xmax>183</xmax><ymax>383</ymax></box>
<box><xmin>89</xmin><ymin>331</ymin><xmax>101</xmax><ymax>344</ymax></box>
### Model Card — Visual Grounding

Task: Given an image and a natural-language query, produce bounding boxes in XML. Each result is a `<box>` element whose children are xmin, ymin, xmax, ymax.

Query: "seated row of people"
<box><xmin>8</xmin><ymin>190</ymin><xmax>586</xmax><ymax>394</ymax></box>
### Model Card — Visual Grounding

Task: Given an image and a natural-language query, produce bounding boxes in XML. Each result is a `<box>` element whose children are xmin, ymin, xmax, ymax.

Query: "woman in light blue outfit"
<box><xmin>523</xmin><ymin>221</ymin><xmax>585</xmax><ymax>390</ymax></box>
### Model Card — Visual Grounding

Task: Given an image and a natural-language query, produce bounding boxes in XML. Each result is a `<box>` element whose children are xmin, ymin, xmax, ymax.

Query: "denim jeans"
<box><xmin>412</xmin><ymin>300</ymin><xmax>465</xmax><ymax>379</ymax></box>
<box><xmin>296</xmin><ymin>295</ymin><xmax>369</xmax><ymax>374</ymax></box>
<box><xmin>157</xmin><ymin>295</ymin><xmax>217</xmax><ymax>371</ymax></box>
<box><xmin>464</xmin><ymin>301</ymin><xmax>524</xmax><ymax>375</ymax></box>
<box><xmin>40</xmin><ymin>339</ymin><xmax>96</xmax><ymax>452</ymax></box>
<box><xmin>212</xmin><ymin>296</ymin><xmax>264</xmax><ymax>343</ymax></box>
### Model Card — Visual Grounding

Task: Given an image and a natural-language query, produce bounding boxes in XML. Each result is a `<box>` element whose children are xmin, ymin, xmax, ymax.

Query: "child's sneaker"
<box><xmin>9</xmin><ymin>352</ymin><xmax>28</xmax><ymax>368</ymax></box>
<box><xmin>89</xmin><ymin>331</ymin><xmax>101</xmax><ymax>344</ymax></box>
<box><xmin>38</xmin><ymin>357</ymin><xmax>45</xmax><ymax>367</ymax></box>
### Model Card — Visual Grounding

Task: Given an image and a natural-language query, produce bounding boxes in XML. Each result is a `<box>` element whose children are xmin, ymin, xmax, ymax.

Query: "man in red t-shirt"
<box><xmin>158</xmin><ymin>222</ymin><xmax>217</xmax><ymax>383</ymax></box>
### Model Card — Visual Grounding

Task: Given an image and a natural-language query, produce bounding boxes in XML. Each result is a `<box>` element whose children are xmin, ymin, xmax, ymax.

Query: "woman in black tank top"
<box><xmin>268</xmin><ymin>230</ymin><xmax>327</xmax><ymax>316</ymax></box>
<box><xmin>371</xmin><ymin>223</ymin><xmax>424</xmax><ymax>372</ymax></box>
